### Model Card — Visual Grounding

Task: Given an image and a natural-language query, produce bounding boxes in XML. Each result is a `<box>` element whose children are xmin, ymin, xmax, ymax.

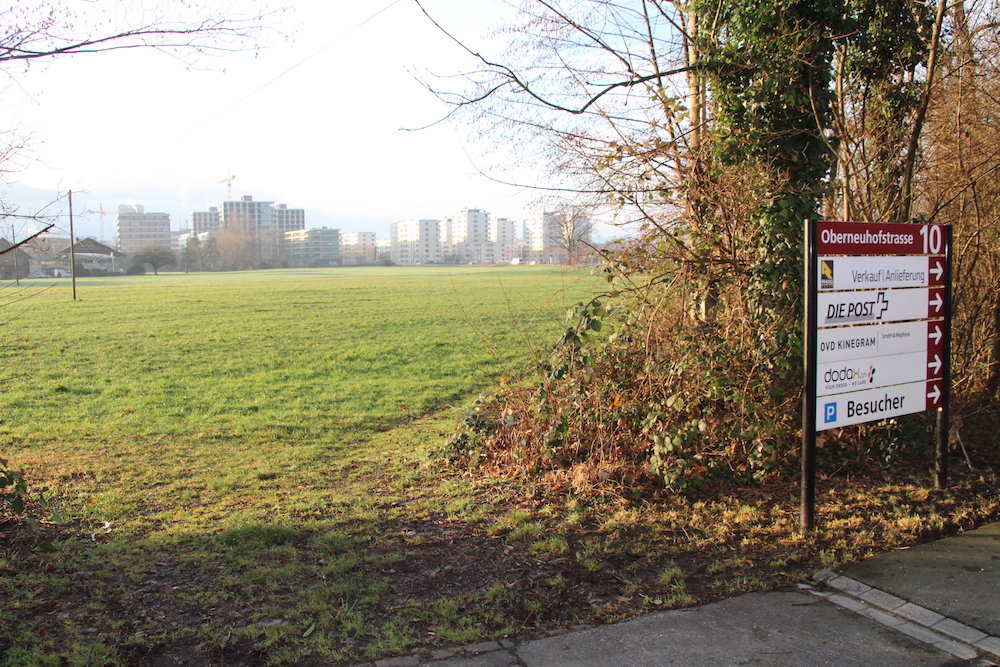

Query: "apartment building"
<box><xmin>391</xmin><ymin>219</ymin><xmax>441</xmax><ymax>265</ymax></box>
<box><xmin>191</xmin><ymin>196</ymin><xmax>305</xmax><ymax>266</ymax></box>
<box><xmin>490</xmin><ymin>216</ymin><xmax>521</xmax><ymax>263</ymax></box>
<box><xmin>523</xmin><ymin>210</ymin><xmax>593</xmax><ymax>264</ymax></box>
<box><xmin>449</xmin><ymin>208</ymin><xmax>494</xmax><ymax>264</ymax></box>
<box><xmin>116</xmin><ymin>205</ymin><xmax>171</xmax><ymax>255</ymax></box>
<box><xmin>275</xmin><ymin>204</ymin><xmax>306</xmax><ymax>236</ymax></box>
<box><xmin>191</xmin><ymin>208</ymin><xmax>220</xmax><ymax>235</ymax></box>
<box><xmin>385</xmin><ymin>208</ymin><xmax>539</xmax><ymax>265</ymax></box>
<box><xmin>524</xmin><ymin>211</ymin><xmax>559</xmax><ymax>253</ymax></box>
<box><xmin>341</xmin><ymin>232</ymin><xmax>377</xmax><ymax>265</ymax></box>
<box><xmin>220</xmin><ymin>195</ymin><xmax>277</xmax><ymax>252</ymax></box>
<box><xmin>284</xmin><ymin>227</ymin><xmax>340</xmax><ymax>267</ymax></box>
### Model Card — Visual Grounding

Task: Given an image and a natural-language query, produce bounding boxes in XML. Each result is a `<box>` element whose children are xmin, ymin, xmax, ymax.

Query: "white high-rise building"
<box><xmin>342</xmin><ymin>232</ymin><xmax>376</xmax><ymax>246</ymax></box>
<box><xmin>524</xmin><ymin>210</ymin><xmax>592</xmax><ymax>264</ymax></box>
<box><xmin>490</xmin><ymin>216</ymin><xmax>520</xmax><ymax>263</ymax></box>
<box><xmin>450</xmin><ymin>208</ymin><xmax>494</xmax><ymax>264</ymax></box>
<box><xmin>341</xmin><ymin>232</ymin><xmax>377</xmax><ymax>265</ymax></box>
<box><xmin>116</xmin><ymin>205</ymin><xmax>171</xmax><ymax>255</ymax></box>
<box><xmin>524</xmin><ymin>211</ymin><xmax>560</xmax><ymax>252</ymax></box>
<box><xmin>391</xmin><ymin>219</ymin><xmax>441</xmax><ymax>265</ymax></box>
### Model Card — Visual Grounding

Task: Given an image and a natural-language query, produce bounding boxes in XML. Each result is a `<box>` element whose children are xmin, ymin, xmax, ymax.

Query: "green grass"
<box><xmin>0</xmin><ymin>266</ymin><xmax>606</xmax><ymax>664</ymax></box>
<box><xmin>2</xmin><ymin>266</ymin><xmax>597</xmax><ymax>446</ymax></box>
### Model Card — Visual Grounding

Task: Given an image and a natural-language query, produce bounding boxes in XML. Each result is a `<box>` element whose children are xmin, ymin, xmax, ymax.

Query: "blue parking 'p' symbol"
<box><xmin>824</xmin><ymin>403</ymin><xmax>837</xmax><ymax>423</ymax></box>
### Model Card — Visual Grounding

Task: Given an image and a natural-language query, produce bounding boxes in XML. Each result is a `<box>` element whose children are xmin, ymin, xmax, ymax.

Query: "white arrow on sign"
<box><xmin>929</xmin><ymin>292</ymin><xmax>944</xmax><ymax>313</ymax></box>
<box><xmin>928</xmin><ymin>325</ymin><xmax>943</xmax><ymax>345</ymax></box>
<box><xmin>927</xmin><ymin>384</ymin><xmax>942</xmax><ymax>404</ymax></box>
<box><xmin>928</xmin><ymin>355</ymin><xmax>942</xmax><ymax>374</ymax></box>
<box><xmin>930</xmin><ymin>260</ymin><xmax>944</xmax><ymax>280</ymax></box>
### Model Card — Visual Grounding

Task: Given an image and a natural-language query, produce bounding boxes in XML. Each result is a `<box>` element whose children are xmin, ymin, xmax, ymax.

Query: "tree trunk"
<box><xmin>987</xmin><ymin>276</ymin><xmax>1000</xmax><ymax>397</ymax></box>
<box><xmin>898</xmin><ymin>0</ymin><xmax>948</xmax><ymax>222</ymax></box>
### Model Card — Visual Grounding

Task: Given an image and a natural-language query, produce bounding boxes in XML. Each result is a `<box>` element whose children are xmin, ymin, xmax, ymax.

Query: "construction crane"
<box><xmin>84</xmin><ymin>204</ymin><xmax>114</xmax><ymax>244</ymax></box>
<box><xmin>217</xmin><ymin>172</ymin><xmax>236</xmax><ymax>201</ymax></box>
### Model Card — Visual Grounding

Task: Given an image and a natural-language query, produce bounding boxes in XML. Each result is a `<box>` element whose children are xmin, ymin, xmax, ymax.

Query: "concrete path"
<box><xmin>366</xmin><ymin>522</ymin><xmax>1000</xmax><ymax>667</ymax></box>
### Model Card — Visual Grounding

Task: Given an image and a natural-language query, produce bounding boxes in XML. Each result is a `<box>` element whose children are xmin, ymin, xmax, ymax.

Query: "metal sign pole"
<box><xmin>802</xmin><ymin>219</ymin><xmax>819</xmax><ymax>532</ymax></box>
<box><xmin>69</xmin><ymin>190</ymin><xmax>78</xmax><ymax>301</ymax></box>
<box><xmin>935</xmin><ymin>225</ymin><xmax>953</xmax><ymax>489</ymax></box>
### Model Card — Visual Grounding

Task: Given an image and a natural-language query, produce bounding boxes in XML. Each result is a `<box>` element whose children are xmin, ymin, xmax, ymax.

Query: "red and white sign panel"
<box><xmin>811</xmin><ymin>221</ymin><xmax>949</xmax><ymax>431</ymax></box>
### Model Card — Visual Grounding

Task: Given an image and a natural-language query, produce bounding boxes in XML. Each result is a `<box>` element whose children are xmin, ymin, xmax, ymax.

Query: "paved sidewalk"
<box><xmin>365</xmin><ymin>522</ymin><xmax>1000</xmax><ymax>667</ymax></box>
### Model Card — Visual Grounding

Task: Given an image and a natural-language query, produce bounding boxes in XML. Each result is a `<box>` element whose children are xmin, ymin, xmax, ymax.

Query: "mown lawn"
<box><xmin>2</xmin><ymin>266</ymin><xmax>597</xmax><ymax>446</ymax></box>
<box><xmin>0</xmin><ymin>266</ymin><xmax>608</xmax><ymax>665</ymax></box>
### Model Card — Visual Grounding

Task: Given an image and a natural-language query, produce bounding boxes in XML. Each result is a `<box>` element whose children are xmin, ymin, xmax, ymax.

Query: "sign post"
<box><xmin>802</xmin><ymin>221</ymin><xmax>951</xmax><ymax>531</ymax></box>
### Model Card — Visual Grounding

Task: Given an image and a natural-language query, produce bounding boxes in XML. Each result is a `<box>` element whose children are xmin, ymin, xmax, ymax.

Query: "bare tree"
<box><xmin>0</xmin><ymin>1</ymin><xmax>278</xmax><ymax>183</ymax></box>
<box><xmin>422</xmin><ymin>0</ymin><xmax>1000</xmax><ymax>487</ymax></box>
<box><xmin>183</xmin><ymin>234</ymin><xmax>206</xmax><ymax>272</ymax></box>
<box><xmin>131</xmin><ymin>246</ymin><xmax>176</xmax><ymax>275</ymax></box>
<box><xmin>214</xmin><ymin>229</ymin><xmax>255</xmax><ymax>271</ymax></box>
<box><xmin>0</xmin><ymin>2</ymin><xmax>275</xmax><ymax>68</ymax></box>
<box><xmin>918</xmin><ymin>0</ymin><xmax>1000</xmax><ymax>400</ymax></box>
<box><xmin>545</xmin><ymin>207</ymin><xmax>594</xmax><ymax>265</ymax></box>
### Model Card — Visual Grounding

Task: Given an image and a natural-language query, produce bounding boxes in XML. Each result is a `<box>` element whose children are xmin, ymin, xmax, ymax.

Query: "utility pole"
<box><xmin>10</xmin><ymin>224</ymin><xmax>18</xmax><ymax>285</ymax></box>
<box><xmin>69</xmin><ymin>190</ymin><xmax>77</xmax><ymax>300</ymax></box>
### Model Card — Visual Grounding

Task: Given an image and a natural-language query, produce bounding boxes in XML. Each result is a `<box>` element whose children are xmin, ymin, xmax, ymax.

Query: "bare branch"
<box><xmin>413</xmin><ymin>0</ymin><xmax>692</xmax><ymax>115</ymax></box>
<box><xmin>0</xmin><ymin>223</ymin><xmax>54</xmax><ymax>255</ymax></box>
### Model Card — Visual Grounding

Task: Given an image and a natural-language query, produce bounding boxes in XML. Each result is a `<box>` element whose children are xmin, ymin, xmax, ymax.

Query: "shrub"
<box><xmin>446</xmin><ymin>265</ymin><xmax>946</xmax><ymax>497</ymax></box>
<box><xmin>0</xmin><ymin>458</ymin><xmax>29</xmax><ymax>515</ymax></box>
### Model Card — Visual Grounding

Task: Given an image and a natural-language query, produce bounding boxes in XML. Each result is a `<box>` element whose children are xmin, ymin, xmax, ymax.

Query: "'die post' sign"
<box><xmin>801</xmin><ymin>220</ymin><xmax>951</xmax><ymax>531</ymax></box>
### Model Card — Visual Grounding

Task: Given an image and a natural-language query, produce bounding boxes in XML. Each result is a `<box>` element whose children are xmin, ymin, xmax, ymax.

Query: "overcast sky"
<box><xmin>0</xmin><ymin>0</ymin><xmax>577</xmax><ymax>242</ymax></box>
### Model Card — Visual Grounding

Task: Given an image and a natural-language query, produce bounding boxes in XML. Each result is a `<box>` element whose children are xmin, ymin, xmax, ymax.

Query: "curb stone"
<box><xmin>368</xmin><ymin>636</ymin><xmax>519</xmax><ymax>666</ymax></box>
<box><xmin>810</xmin><ymin>570</ymin><xmax>1000</xmax><ymax>665</ymax></box>
<box><xmin>365</xmin><ymin>624</ymin><xmax>591</xmax><ymax>665</ymax></box>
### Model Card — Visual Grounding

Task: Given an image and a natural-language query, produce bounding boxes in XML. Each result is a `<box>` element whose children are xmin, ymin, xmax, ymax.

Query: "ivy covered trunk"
<box><xmin>700</xmin><ymin>0</ymin><xmax>842</xmax><ymax>388</ymax></box>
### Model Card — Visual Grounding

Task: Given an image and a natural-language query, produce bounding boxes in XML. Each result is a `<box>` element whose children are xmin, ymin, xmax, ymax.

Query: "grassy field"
<box><xmin>1</xmin><ymin>266</ymin><xmax>597</xmax><ymax>447</ymax></box>
<box><xmin>0</xmin><ymin>266</ymin><xmax>606</xmax><ymax>664</ymax></box>
<box><xmin>0</xmin><ymin>266</ymin><xmax>998</xmax><ymax>666</ymax></box>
